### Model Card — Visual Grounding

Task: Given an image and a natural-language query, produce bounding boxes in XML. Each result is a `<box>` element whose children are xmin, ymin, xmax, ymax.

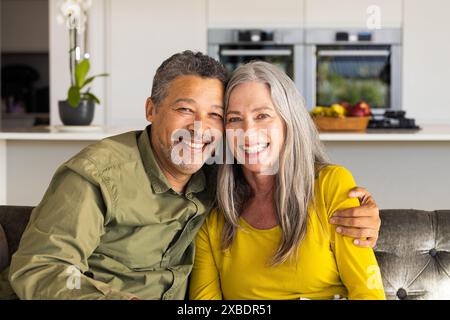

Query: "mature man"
<box><xmin>5</xmin><ymin>51</ymin><xmax>380</xmax><ymax>299</ymax></box>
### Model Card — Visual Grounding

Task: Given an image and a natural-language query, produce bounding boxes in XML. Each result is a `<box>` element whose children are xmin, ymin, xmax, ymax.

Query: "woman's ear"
<box><xmin>145</xmin><ymin>97</ymin><xmax>156</xmax><ymax>123</ymax></box>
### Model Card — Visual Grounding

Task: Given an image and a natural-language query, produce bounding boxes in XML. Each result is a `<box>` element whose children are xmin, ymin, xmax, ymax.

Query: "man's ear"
<box><xmin>145</xmin><ymin>97</ymin><xmax>156</xmax><ymax>123</ymax></box>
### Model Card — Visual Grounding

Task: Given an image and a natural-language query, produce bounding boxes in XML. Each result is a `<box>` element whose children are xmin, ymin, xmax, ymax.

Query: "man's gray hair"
<box><xmin>151</xmin><ymin>50</ymin><xmax>229</xmax><ymax>107</ymax></box>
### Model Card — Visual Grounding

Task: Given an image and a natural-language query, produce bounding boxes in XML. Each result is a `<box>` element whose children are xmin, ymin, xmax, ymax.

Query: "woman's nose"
<box><xmin>242</xmin><ymin>118</ymin><xmax>255</xmax><ymax>131</ymax></box>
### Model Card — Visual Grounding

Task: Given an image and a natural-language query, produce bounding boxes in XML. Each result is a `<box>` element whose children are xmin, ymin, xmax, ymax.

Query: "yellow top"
<box><xmin>189</xmin><ymin>165</ymin><xmax>385</xmax><ymax>300</ymax></box>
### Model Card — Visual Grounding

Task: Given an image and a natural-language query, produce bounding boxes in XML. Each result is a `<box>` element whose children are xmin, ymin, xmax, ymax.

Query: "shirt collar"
<box><xmin>138</xmin><ymin>125</ymin><xmax>206</xmax><ymax>195</ymax></box>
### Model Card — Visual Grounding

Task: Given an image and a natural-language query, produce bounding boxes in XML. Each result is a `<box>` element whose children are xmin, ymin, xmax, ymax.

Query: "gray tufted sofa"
<box><xmin>375</xmin><ymin>209</ymin><xmax>450</xmax><ymax>300</ymax></box>
<box><xmin>0</xmin><ymin>206</ymin><xmax>449</xmax><ymax>300</ymax></box>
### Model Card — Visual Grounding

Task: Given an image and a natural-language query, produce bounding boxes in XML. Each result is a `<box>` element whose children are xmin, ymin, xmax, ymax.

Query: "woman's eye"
<box><xmin>256</xmin><ymin>113</ymin><xmax>270</xmax><ymax>120</ymax></box>
<box><xmin>227</xmin><ymin>117</ymin><xmax>242</xmax><ymax>123</ymax></box>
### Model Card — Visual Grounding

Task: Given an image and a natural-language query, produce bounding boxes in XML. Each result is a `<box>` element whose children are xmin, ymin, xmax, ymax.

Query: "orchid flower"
<box><xmin>56</xmin><ymin>0</ymin><xmax>91</xmax><ymax>33</ymax></box>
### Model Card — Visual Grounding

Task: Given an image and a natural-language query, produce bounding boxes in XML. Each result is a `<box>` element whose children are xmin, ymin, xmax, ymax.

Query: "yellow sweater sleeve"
<box><xmin>323</xmin><ymin>166</ymin><xmax>385</xmax><ymax>300</ymax></box>
<box><xmin>189</xmin><ymin>213</ymin><xmax>223</xmax><ymax>300</ymax></box>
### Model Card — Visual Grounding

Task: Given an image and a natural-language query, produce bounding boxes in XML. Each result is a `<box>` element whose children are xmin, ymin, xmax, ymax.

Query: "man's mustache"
<box><xmin>171</xmin><ymin>130</ymin><xmax>217</xmax><ymax>145</ymax></box>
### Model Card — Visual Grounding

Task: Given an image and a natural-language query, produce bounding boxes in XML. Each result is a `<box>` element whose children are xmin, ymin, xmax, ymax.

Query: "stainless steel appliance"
<box><xmin>368</xmin><ymin>110</ymin><xmax>420</xmax><ymax>130</ymax></box>
<box><xmin>208</xmin><ymin>29</ymin><xmax>304</xmax><ymax>93</ymax></box>
<box><xmin>304</xmin><ymin>28</ymin><xmax>402</xmax><ymax>115</ymax></box>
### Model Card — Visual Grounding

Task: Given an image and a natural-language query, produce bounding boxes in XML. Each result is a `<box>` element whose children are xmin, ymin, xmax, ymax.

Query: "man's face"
<box><xmin>146</xmin><ymin>75</ymin><xmax>224</xmax><ymax>176</ymax></box>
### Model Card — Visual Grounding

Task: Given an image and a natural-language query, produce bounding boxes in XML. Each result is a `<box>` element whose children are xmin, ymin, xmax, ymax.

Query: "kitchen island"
<box><xmin>1</xmin><ymin>125</ymin><xmax>450</xmax><ymax>209</ymax></box>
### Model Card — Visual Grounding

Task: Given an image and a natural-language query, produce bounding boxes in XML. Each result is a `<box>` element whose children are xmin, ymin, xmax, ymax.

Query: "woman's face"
<box><xmin>225</xmin><ymin>81</ymin><xmax>285</xmax><ymax>174</ymax></box>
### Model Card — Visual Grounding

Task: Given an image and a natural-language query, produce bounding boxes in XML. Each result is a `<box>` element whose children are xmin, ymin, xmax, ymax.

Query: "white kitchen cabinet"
<box><xmin>208</xmin><ymin>0</ymin><xmax>304</xmax><ymax>28</ymax></box>
<box><xmin>305</xmin><ymin>0</ymin><xmax>403</xmax><ymax>28</ymax></box>
<box><xmin>106</xmin><ymin>0</ymin><xmax>207</xmax><ymax>127</ymax></box>
<box><xmin>402</xmin><ymin>0</ymin><xmax>450</xmax><ymax>124</ymax></box>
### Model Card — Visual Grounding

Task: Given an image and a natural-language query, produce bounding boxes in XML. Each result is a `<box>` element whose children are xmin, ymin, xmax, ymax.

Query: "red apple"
<box><xmin>340</xmin><ymin>101</ymin><xmax>352</xmax><ymax>113</ymax></box>
<box><xmin>350</xmin><ymin>101</ymin><xmax>371</xmax><ymax>117</ymax></box>
<box><xmin>349</xmin><ymin>108</ymin><xmax>366</xmax><ymax>117</ymax></box>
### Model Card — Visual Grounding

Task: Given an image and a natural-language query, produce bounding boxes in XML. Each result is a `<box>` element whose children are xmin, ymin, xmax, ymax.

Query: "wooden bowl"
<box><xmin>312</xmin><ymin>116</ymin><xmax>370</xmax><ymax>132</ymax></box>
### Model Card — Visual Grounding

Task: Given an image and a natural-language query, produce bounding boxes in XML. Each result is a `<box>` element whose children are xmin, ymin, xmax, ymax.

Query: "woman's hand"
<box><xmin>329</xmin><ymin>187</ymin><xmax>381</xmax><ymax>248</ymax></box>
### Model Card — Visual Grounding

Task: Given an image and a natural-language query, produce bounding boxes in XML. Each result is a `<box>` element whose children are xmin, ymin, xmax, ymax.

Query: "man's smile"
<box><xmin>175</xmin><ymin>136</ymin><xmax>214</xmax><ymax>153</ymax></box>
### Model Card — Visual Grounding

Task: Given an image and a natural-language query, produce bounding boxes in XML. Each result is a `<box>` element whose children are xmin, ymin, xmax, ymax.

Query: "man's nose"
<box><xmin>187</xmin><ymin>116</ymin><xmax>210</xmax><ymax>139</ymax></box>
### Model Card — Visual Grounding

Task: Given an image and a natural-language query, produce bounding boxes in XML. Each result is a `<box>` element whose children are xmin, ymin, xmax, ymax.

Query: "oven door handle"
<box><xmin>220</xmin><ymin>49</ymin><xmax>292</xmax><ymax>56</ymax></box>
<box><xmin>317</xmin><ymin>50</ymin><xmax>390</xmax><ymax>57</ymax></box>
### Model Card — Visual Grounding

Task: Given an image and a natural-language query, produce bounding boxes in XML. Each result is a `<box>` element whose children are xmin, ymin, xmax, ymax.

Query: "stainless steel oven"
<box><xmin>304</xmin><ymin>28</ymin><xmax>402</xmax><ymax>114</ymax></box>
<box><xmin>208</xmin><ymin>29</ymin><xmax>304</xmax><ymax>93</ymax></box>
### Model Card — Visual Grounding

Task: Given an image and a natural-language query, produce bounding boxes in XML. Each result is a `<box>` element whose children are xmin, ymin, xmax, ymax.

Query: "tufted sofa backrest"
<box><xmin>375</xmin><ymin>209</ymin><xmax>450</xmax><ymax>300</ymax></box>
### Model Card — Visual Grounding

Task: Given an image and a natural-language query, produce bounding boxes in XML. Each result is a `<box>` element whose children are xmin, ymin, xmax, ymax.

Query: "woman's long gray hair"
<box><xmin>217</xmin><ymin>61</ymin><xmax>330</xmax><ymax>265</ymax></box>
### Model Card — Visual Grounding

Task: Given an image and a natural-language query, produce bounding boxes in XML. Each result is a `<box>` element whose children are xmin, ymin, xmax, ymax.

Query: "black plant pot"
<box><xmin>58</xmin><ymin>100</ymin><xmax>95</xmax><ymax>126</ymax></box>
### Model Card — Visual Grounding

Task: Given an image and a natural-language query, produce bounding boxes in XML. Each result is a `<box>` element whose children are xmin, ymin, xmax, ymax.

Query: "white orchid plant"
<box><xmin>57</xmin><ymin>0</ymin><xmax>108</xmax><ymax>107</ymax></box>
<box><xmin>57</xmin><ymin>0</ymin><xmax>91</xmax><ymax>33</ymax></box>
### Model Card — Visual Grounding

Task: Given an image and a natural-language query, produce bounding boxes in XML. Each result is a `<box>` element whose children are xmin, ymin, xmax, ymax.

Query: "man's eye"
<box><xmin>211</xmin><ymin>113</ymin><xmax>224</xmax><ymax>120</ymax></box>
<box><xmin>227</xmin><ymin>117</ymin><xmax>242</xmax><ymax>123</ymax></box>
<box><xmin>177</xmin><ymin>107</ymin><xmax>194</xmax><ymax>113</ymax></box>
<box><xmin>256</xmin><ymin>113</ymin><xmax>270</xmax><ymax>120</ymax></box>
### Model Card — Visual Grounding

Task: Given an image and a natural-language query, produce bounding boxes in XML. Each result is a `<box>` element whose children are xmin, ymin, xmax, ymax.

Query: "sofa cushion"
<box><xmin>0</xmin><ymin>206</ymin><xmax>33</xmax><ymax>262</ymax></box>
<box><xmin>376</xmin><ymin>209</ymin><xmax>450</xmax><ymax>300</ymax></box>
<box><xmin>0</xmin><ymin>224</ymin><xmax>8</xmax><ymax>272</ymax></box>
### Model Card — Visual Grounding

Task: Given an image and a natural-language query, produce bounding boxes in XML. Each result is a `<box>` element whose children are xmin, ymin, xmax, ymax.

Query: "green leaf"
<box><xmin>80</xmin><ymin>73</ymin><xmax>109</xmax><ymax>89</ymax></box>
<box><xmin>82</xmin><ymin>92</ymin><xmax>101</xmax><ymax>105</ymax></box>
<box><xmin>68</xmin><ymin>86</ymin><xmax>81</xmax><ymax>107</ymax></box>
<box><xmin>75</xmin><ymin>59</ymin><xmax>90</xmax><ymax>88</ymax></box>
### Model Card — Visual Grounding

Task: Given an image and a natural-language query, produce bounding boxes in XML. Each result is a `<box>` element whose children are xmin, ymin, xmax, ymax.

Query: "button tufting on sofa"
<box><xmin>375</xmin><ymin>209</ymin><xmax>450</xmax><ymax>300</ymax></box>
<box><xmin>396</xmin><ymin>288</ymin><xmax>408</xmax><ymax>300</ymax></box>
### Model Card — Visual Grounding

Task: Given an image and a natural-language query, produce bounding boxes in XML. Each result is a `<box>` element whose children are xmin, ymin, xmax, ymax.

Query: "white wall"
<box><xmin>49</xmin><ymin>0</ymin><xmax>106</xmax><ymax>126</ymax></box>
<box><xmin>6</xmin><ymin>140</ymin><xmax>92</xmax><ymax>205</ymax></box>
<box><xmin>1</xmin><ymin>0</ymin><xmax>49</xmax><ymax>52</ymax></box>
<box><xmin>207</xmin><ymin>0</ymin><xmax>403</xmax><ymax>29</ymax></box>
<box><xmin>208</xmin><ymin>0</ymin><xmax>304</xmax><ymax>28</ymax></box>
<box><xmin>325</xmin><ymin>141</ymin><xmax>450</xmax><ymax>210</ymax></box>
<box><xmin>106</xmin><ymin>0</ymin><xmax>207</xmax><ymax>127</ymax></box>
<box><xmin>304</xmin><ymin>0</ymin><xmax>403</xmax><ymax>28</ymax></box>
<box><xmin>402</xmin><ymin>0</ymin><xmax>450</xmax><ymax>125</ymax></box>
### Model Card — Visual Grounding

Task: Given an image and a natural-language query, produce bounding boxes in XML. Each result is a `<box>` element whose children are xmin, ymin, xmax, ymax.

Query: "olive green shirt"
<box><xmin>7</xmin><ymin>126</ymin><xmax>216</xmax><ymax>300</ymax></box>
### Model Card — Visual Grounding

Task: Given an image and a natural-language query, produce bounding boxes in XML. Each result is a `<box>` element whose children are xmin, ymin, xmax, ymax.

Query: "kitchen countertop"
<box><xmin>319</xmin><ymin>125</ymin><xmax>450</xmax><ymax>141</ymax></box>
<box><xmin>1</xmin><ymin>125</ymin><xmax>450</xmax><ymax>142</ymax></box>
<box><xmin>0</xmin><ymin>126</ymin><xmax>141</xmax><ymax>141</ymax></box>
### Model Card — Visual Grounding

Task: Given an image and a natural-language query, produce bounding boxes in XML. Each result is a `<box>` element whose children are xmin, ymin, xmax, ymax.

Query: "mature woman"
<box><xmin>189</xmin><ymin>61</ymin><xmax>385</xmax><ymax>300</ymax></box>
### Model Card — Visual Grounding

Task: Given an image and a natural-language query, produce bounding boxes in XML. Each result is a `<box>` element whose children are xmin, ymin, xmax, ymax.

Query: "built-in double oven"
<box><xmin>304</xmin><ymin>28</ymin><xmax>402</xmax><ymax>114</ymax></box>
<box><xmin>208</xmin><ymin>29</ymin><xmax>305</xmax><ymax>94</ymax></box>
<box><xmin>208</xmin><ymin>27</ymin><xmax>402</xmax><ymax>114</ymax></box>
